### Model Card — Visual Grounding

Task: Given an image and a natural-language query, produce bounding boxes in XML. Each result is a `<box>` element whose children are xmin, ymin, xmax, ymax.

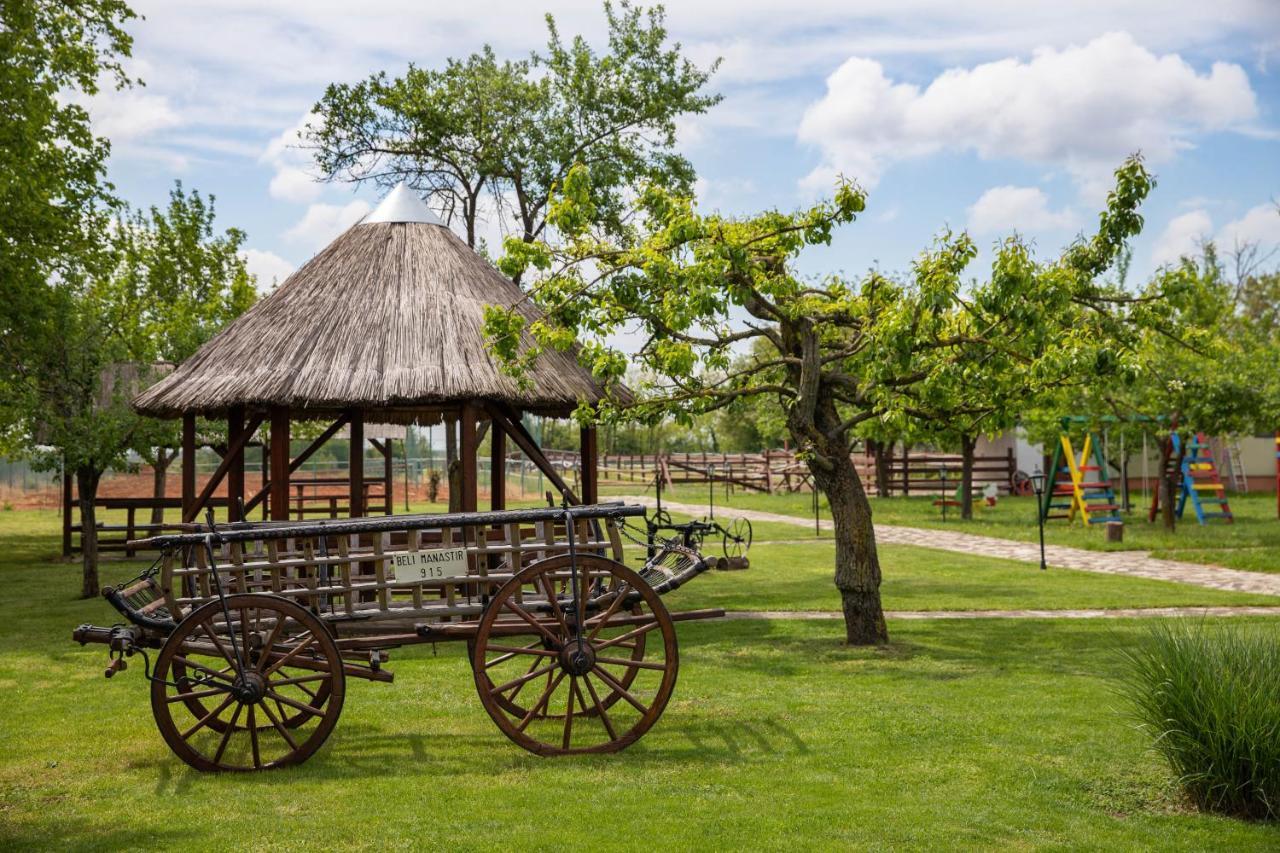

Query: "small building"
<box><xmin>133</xmin><ymin>183</ymin><xmax>623</xmax><ymax>523</ymax></box>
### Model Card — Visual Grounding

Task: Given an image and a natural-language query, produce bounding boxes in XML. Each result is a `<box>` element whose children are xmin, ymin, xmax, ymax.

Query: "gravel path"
<box><xmin>621</xmin><ymin>496</ymin><xmax>1280</xmax><ymax>597</ymax></box>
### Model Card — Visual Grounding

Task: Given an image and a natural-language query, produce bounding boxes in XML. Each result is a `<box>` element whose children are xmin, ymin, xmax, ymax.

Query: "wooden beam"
<box><xmin>491</xmin><ymin>421</ymin><xmax>507</xmax><ymax>510</ymax></box>
<box><xmin>244</xmin><ymin>412</ymin><xmax>351</xmax><ymax>515</ymax></box>
<box><xmin>487</xmin><ymin>403</ymin><xmax>579</xmax><ymax>504</ymax></box>
<box><xmin>580</xmin><ymin>424</ymin><xmax>598</xmax><ymax>505</ymax></box>
<box><xmin>183</xmin><ymin>414</ymin><xmax>265</xmax><ymax>523</ymax></box>
<box><xmin>349</xmin><ymin>409</ymin><xmax>365</xmax><ymax>517</ymax></box>
<box><xmin>227</xmin><ymin>405</ymin><xmax>245</xmax><ymax>522</ymax></box>
<box><xmin>181</xmin><ymin>412</ymin><xmax>196</xmax><ymax>522</ymax></box>
<box><xmin>269</xmin><ymin>406</ymin><xmax>290</xmax><ymax>521</ymax></box>
<box><xmin>459</xmin><ymin>402</ymin><xmax>479</xmax><ymax>512</ymax></box>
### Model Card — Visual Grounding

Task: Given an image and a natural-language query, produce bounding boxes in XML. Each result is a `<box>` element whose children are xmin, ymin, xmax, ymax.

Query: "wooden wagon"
<box><xmin>72</xmin><ymin>503</ymin><xmax>724</xmax><ymax>771</ymax></box>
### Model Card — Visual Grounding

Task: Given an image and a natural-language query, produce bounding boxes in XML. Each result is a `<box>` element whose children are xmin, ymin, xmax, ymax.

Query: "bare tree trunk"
<box><xmin>960</xmin><ymin>434</ymin><xmax>976</xmax><ymax>520</ymax></box>
<box><xmin>808</xmin><ymin>446</ymin><xmax>887</xmax><ymax>645</ymax></box>
<box><xmin>76</xmin><ymin>466</ymin><xmax>102</xmax><ymax>599</ymax></box>
<box><xmin>150</xmin><ymin>448</ymin><xmax>173</xmax><ymax>525</ymax></box>
<box><xmin>1161</xmin><ymin>462</ymin><xmax>1177</xmax><ymax>532</ymax></box>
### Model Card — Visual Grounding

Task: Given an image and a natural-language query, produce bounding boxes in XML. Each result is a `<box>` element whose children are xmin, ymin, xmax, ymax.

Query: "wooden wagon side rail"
<box><xmin>138</xmin><ymin>504</ymin><xmax>643</xmax><ymax>628</ymax></box>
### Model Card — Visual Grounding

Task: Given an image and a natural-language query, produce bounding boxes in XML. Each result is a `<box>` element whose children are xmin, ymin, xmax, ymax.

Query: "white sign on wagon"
<box><xmin>391</xmin><ymin>547</ymin><xmax>469</xmax><ymax>583</ymax></box>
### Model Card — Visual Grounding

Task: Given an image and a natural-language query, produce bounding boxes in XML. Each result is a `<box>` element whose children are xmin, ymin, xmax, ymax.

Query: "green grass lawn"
<box><xmin>608</xmin><ymin>483</ymin><xmax>1280</xmax><ymax>573</ymax></box>
<box><xmin>3</xmin><ymin>508</ymin><xmax>1280</xmax><ymax>849</ymax></box>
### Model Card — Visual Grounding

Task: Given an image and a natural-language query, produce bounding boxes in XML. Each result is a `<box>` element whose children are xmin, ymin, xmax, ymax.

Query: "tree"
<box><xmin>98</xmin><ymin>183</ymin><xmax>257</xmax><ymax>522</ymax></box>
<box><xmin>305</xmin><ymin>2</ymin><xmax>719</xmax><ymax>253</ymax></box>
<box><xmin>0</xmin><ymin>0</ymin><xmax>137</xmax><ymax>596</ymax></box>
<box><xmin>488</xmin><ymin>157</ymin><xmax>1160</xmax><ymax>644</ymax></box>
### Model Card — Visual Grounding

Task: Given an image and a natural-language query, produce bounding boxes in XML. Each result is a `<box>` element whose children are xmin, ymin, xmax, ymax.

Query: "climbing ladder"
<box><xmin>1150</xmin><ymin>432</ymin><xmax>1236</xmax><ymax>525</ymax></box>
<box><xmin>1210</xmin><ymin>436</ymin><xmax>1248</xmax><ymax>493</ymax></box>
<box><xmin>1041</xmin><ymin>432</ymin><xmax>1123</xmax><ymax>525</ymax></box>
<box><xmin>1175</xmin><ymin>432</ymin><xmax>1233</xmax><ymax>524</ymax></box>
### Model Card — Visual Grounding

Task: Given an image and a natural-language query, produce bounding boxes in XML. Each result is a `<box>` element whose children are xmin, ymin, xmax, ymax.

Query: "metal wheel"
<box><xmin>472</xmin><ymin>555</ymin><xmax>678</xmax><ymax>755</ymax></box>
<box><xmin>150</xmin><ymin>594</ymin><xmax>345</xmax><ymax>771</ymax></box>
<box><xmin>722</xmin><ymin>517</ymin><xmax>752</xmax><ymax>559</ymax></box>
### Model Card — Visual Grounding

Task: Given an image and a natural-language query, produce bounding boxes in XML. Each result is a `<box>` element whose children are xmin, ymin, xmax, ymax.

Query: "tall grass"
<box><xmin>1116</xmin><ymin>620</ymin><xmax>1280</xmax><ymax>820</ymax></box>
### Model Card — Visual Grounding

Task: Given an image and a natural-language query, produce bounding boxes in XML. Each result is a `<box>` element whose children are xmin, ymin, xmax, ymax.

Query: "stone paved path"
<box><xmin>621</xmin><ymin>496</ymin><xmax>1280</xmax><ymax>597</ymax></box>
<box><xmin>726</xmin><ymin>606</ymin><xmax>1280</xmax><ymax>621</ymax></box>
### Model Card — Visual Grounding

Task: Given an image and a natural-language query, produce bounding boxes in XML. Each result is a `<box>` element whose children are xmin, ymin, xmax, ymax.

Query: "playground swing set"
<box><xmin>1039</xmin><ymin>415</ymin><xmax>1237</xmax><ymax>528</ymax></box>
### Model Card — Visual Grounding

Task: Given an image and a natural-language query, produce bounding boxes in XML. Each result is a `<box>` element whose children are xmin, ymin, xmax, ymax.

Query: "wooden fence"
<box><xmin>587</xmin><ymin>447</ymin><xmax>1018</xmax><ymax>496</ymax></box>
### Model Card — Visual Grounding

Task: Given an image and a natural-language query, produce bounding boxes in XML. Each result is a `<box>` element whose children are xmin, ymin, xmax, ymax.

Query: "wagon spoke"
<box><xmin>538</xmin><ymin>574</ymin><xmax>569</xmax><ymax>632</ymax></box>
<box><xmin>171</xmin><ymin>656</ymin><xmax>236</xmax><ymax>684</ymax></box>
<box><xmin>590</xmin><ymin>665</ymin><xmax>649</xmax><ymax>714</ymax></box>
<box><xmin>256</xmin><ymin>615</ymin><xmax>288</xmax><ymax>673</ymax></box>
<box><xmin>594</xmin><ymin>619</ymin><xmax>661</xmax><ymax>651</ymax></box>
<box><xmin>166</xmin><ymin>686</ymin><xmax>229</xmax><ymax>704</ymax></box>
<box><xmin>516</xmin><ymin>671</ymin><xmax>566</xmax><ymax>732</ymax></box>
<box><xmin>261</xmin><ymin>633</ymin><xmax>316</xmax><ymax>677</ymax></box>
<box><xmin>248</xmin><ymin>704</ymin><xmax>261</xmax><ymax>769</ymax></box>
<box><xmin>263</xmin><ymin>689</ymin><xmax>325</xmax><ymax>719</ymax></box>
<box><xmin>212</xmin><ymin>701</ymin><xmax>242</xmax><ymax>765</ymax></box>
<box><xmin>180</xmin><ymin>694</ymin><xmax>236</xmax><ymax>740</ymax></box>
<box><xmin>198</xmin><ymin>621</ymin><xmax>238</xmax><ymax>668</ymax></box>
<box><xmin>259</xmin><ymin>698</ymin><xmax>299</xmax><ymax>751</ymax></box>
<box><xmin>585</xmin><ymin>583</ymin><xmax>631</xmax><ymax>640</ymax></box>
<box><xmin>490</xmin><ymin>663</ymin><xmax>557</xmax><ymax>696</ymax></box>
<box><xmin>484</xmin><ymin>644</ymin><xmax>558</xmax><ymax>666</ymax></box>
<box><xmin>594</xmin><ymin>654</ymin><xmax>666</xmax><ymax>672</ymax></box>
<box><xmin>501</xmin><ymin>599</ymin><xmax>560</xmax><ymax>644</ymax></box>
<box><xmin>562</xmin><ymin>678</ymin><xmax>575</xmax><ymax>749</ymax></box>
<box><xmin>267</xmin><ymin>673</ymin><xmax>329</xmax><ymax>688</ymax></box>
<box><xmin>582</xmin><ymin>674</ymin><xmax>617</xmax><ymax>741</ymax></box>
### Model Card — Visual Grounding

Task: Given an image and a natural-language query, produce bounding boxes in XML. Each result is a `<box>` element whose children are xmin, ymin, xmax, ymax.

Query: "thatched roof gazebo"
<box><xmin>134</xmin><ymin>183</ymin><xmax>620</xmax><ymax>523</ymax></box>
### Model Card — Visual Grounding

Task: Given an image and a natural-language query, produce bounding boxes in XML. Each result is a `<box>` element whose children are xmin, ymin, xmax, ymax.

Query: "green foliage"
<box><xmin>1116</xmin><ymin>619</ymin><xmax>1280</xmax><ymax>820</ymax></box>
<box><xmin>306</xmin><ymin>2</ymin><xmax>719</xmax><ymax>250</ymax></box>
<box><xmin>0</xmin><ymin>0</ymin><xmax>138</xmax><ymax>479</ymax></box>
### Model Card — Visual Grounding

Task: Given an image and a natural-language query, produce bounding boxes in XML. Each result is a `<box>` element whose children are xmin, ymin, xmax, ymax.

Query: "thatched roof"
<box><xmin>134</xmin><ymin>183</ymin><xmax>623</xmax><ymax>422</ymax></box>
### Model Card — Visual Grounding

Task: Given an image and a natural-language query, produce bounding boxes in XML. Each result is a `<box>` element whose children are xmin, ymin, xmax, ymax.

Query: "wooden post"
<box><xmin>384</xmin><ymin>437</ymin><xmax>394</xmax><ymax>515</ymax></box>
<box><xmin>580</xmin><ymin>424</ymin><xmax>598</xmax><ymax>505</ymax></box>
<box><xmin>459</xmin><ymin>402</ymin><xmax>479</xmax><ymax>512</ymax></box>
<box><xmin>182</xmin><ymin>412</ymin><xmax>197</xmax><ymax>522</ymax></box>
<box><xmin>227</xmin><ymin>405</ymin><xmax>245</xmax><ymax>522</ymax></box>
<box><xmin>269</xmin><ymin>406</ymin><xmax>290</xmax><ymax>522</ymax></box>
<box><xmin>491</xmin><ymin>421</ymin><xmax>507</xmax><ymax>510</ymax></box>
<box><xmin>61</xmin><ymin>468</ymin><xmax>72</xmax><ymax>557</ymax></box>
<box><xmin>349</xmin><ymin>409</ymin><xmax>365</xmax><ymax>518</ymax></box>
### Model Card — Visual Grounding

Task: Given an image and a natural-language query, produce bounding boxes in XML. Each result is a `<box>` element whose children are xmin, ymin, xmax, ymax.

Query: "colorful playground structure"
<box><xmin>1039</xmin><ymin>425</ymin><xmax>1124</xmax><ymax>526</ymax></box>
<box><xmin>1148</xmin><ymin>430</ymin><xmax>1234</xmax><ymax>525</ymax></box>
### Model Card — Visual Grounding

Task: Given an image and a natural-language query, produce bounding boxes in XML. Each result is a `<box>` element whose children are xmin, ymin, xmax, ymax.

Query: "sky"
<box><xmin>87</xmin><ymin>1</ymin><xmax>1280</xmax><ymax>293</ymax></box>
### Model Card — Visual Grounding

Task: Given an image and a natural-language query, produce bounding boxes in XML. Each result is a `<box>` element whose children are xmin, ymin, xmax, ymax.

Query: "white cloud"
<box><xmin>262</xmin><ymin>114</ymin><xmax>323</xmax><ymax>202</ymax></box>
<box><xmin>88</xmin><ymin>89</ymin><xmax>182</xmax><ymax>141</ymax></box>
<box><xmin>241</xmin><ymin>248</ymin><xmax>295</xmax><ymax>290</ymax></box>
<box><xmin>1218</xmin><ymin>203</ymin><xmax>1280</xmax><ymax>249</ymax></box>
<box><xmin>284</xmin><ymin>200</ymin><xmax>371</xmax><ymax>251</ymax></box>
<box><xmin>1151</xmin><ymin>203</ymin><xmax>1280</xmax><ymax>267</ymax></box>
<box><xmin>967</xmin><ymin>186</ymin><xmax>1077</xmax><ymax>235</ymax></box>
<box><xmin>1151</xmin><ymin>210</ymin><xmax>1214</xmax><ymax>266</ymax></box>
<box><xmin>798</xmin><ymin>32</ymin><xmax>1258</xmax><ymax>190</ymax></box>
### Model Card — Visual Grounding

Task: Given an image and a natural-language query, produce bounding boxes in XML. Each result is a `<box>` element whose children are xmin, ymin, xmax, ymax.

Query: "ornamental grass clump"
<box><xmin>1116</xmin><ymin>620</ymin><xmax>1280</xmax><ymax>820</ymax></box>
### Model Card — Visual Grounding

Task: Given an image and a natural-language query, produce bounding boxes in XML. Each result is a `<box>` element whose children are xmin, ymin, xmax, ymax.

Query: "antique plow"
<box><xmin>72</xmin><ymin>503</ymin><xmax>726</xmax><ymax>771</ymax></box>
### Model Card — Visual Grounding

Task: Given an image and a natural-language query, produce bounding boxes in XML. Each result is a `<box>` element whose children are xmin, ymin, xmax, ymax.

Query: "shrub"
<box><xmin>1116</xmin><ymin>619</ymin><xmax>1280</xmax><ymax>820</ymax></box>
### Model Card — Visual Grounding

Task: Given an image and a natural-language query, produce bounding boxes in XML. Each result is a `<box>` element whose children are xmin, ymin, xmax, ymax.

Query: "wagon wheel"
<box><xmin>722</xmin><ymin>517</ymin><xmax>752</xmax><ymax>559</ymax></box>
<box><xmin>150</xmin><ymin>594</ymin><xmax>345</xmax><ymax>771</ymax></box>
<box><xmin>467</xmin><ymin>554</ymin><xmax>648</xmax><ymax>720</ymax></box>
<box><xmin>473</xmin><ymin>555</ymin><xmax>678</xmax><ymax>755</ymax></box>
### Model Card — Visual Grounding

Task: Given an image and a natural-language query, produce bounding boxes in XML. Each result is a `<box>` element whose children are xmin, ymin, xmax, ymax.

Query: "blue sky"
<box><xmin>89</xmin><ymin>1</ymin><xmax>1280</xmax><ymax>293</ymax></box>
